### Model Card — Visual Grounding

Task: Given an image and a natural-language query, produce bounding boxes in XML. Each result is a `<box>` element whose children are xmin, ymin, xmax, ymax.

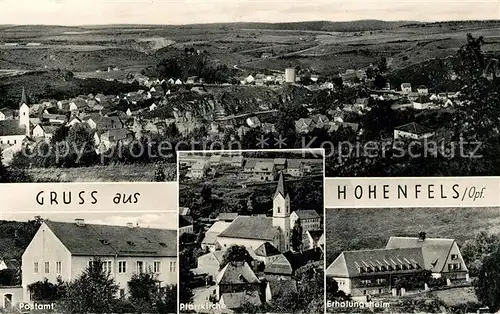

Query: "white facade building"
<box><xmin>22</xmin><ymin>220</ymin><xmax>177</xmax><ymax>301</ymax></box>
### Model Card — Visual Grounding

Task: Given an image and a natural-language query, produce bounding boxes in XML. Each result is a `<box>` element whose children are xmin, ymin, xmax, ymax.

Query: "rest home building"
<box><xmin>326</xmin><ymin>233</ymin><xmax>468</xmax><ymax>299</ymax></box>
<box><xmin>22</xmin><ymin>219</ymin><xmax>177</xmax><ymax>301</ymax></box>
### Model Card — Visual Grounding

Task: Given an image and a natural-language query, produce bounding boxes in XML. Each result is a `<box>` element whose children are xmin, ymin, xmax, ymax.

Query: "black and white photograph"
<box><xmin>178</xmin><ymin>149</ymin><xmax>324</xmax><ymax>313</ymax></box>
<box><xmin>0</xmin><ymin>211</ymin><xmax>177</xmax><ymax>313</ymax></box>
<box><xmin>325</xmin><ymin>207</ymin><xmax>500</xmax><ymax>313</ymax></box>
<box><xmin>1</xmin><ymin>1</ymin><xmax>500</xmax><ymax>182</ymax></box>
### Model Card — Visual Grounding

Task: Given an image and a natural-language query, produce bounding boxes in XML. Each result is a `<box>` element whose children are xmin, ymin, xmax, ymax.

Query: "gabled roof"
<box><xmin>295</xmin><ymin>118</ymin><xmax>313</xmax><ymax>129</ymax></box>
<box><xmin>216</xmin><ymin>261</ymin><xmax>260</xmax><ymax>285</ymax></box>
<box><xmin>395</xmin><ymin>122</ymin><xmax>432</xmax><ymax>135</ymax></box>
<box><xmin>307</xmin><ymin>230</ymin><xmax>323</xmax><ymax>243</ymax></box>
<box><xmin>265</xmin><ymin>254</ymin><xmax>293</xmax><ymax>275</ymax></box>
<box><xmin>287</xmin><ymin>159</ymin><xmax>303</xmax><ymax>169</ymax></box>
<box><xmin>191</xmin><ymin>160</ymin><xmax>207</xmax><ymax>170</ymax></box>
<box><xmin>254</xmin><ymin>242</ymin><xmax>280</xmax><ymax>257</ymax></box>
<box><xmin>386</xmin><ymin>236</ymin><xmax>456</xmax><ymax>272</ymax></box>
<box><xmin>206</xmin><ymin>221</ymin><xmax>232</xmax><ymax>233</ymax></box>
<box><xmin>179</xmin><ymin>215</ymin><xmax>193</xmax><ymax>228</ymax></box>
<box><xmin>202</xmin><ymin>221</ymin><xmax>232</xmax><ymax>245</ymax></box>
<box><xmin>40</xmin><ymin>125</ymin><xmax>59</xmax><ymax>134</ymax></box>
<box><xmin>201</xmin><ymin>232</ymin><xmax>219</xmax><ymax>245</ymax></box>
<box><xmin>43</xmin><ymin>220</ymin><xmax>176</xmax><ymax>257</ymax></box>
<box><xmin>273</xmin><ymin>158</ymin><xmax>286</xmax><ymax>166</ymax></box>
<box><xmin>293</xmin><ymin>210</ymin><xmax>320</xmax><ymax>220</ymax></box>
<box><xmin>0</xmin><ymin>120</ymin><xmax>26</xmax><ymax>136</ymax></box>
<box><xmin>326</xmin><ymin>247</ymin><xmax>424</xmax><ymax>278</ymax></box>
<box><xmin>274</xmin><ymin>171</ymin><xmax>288</xmax><ymax>199</ymax></box>
<box><xmin>2</xmin><ymin>259</ymin><xmax>20</xmax><ymax>271</ymax></box>
<box><xmin>102</xmin><ymin>128</ymin><xmax>132</xmax><ymax>141</ymax></box>
<box><xmin>218</xmin><ymin>216</ymin><xmax>277</xmax><ymax>241</ymax></box>
<box><xmin>355</xmin><ymin>98</ymin><xmax>369</xmax><ymax>105</ymax></box>
<box><xmin>216</xmin><ymin>213</ymin><xmax>239</xmax><ymax>222</ymax></box>
<box><xmin>254</xmin><ymin>161</ymin><xmax>274</xmax><ymax>173</ymax></box>
<box><xmin>244</xmin><ymin>159</ymin><xmax>257</xmax><ymax>169</ymax></box>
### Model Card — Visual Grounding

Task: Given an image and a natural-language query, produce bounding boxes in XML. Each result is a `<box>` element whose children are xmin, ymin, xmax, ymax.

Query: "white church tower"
<box><xmin>273</xmin><ymin>171</ymin><xmax>291</xmax><ymax>252</ymax></box>
<box><xmin>19</xmin><ymin>87</ymin><xmax>30</xmax><ymax>136</ymax></box>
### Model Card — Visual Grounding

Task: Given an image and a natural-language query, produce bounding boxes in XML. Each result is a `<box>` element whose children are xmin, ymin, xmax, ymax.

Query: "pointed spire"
<box><xmin>20</xmin><ymin>87</ymin><xmax>27</xmax><ymax>105</ymax></box>
<box><xmin>274</xmin><ymin>171</ymin><xmax>288</xmax><ymax>199</ymax></box>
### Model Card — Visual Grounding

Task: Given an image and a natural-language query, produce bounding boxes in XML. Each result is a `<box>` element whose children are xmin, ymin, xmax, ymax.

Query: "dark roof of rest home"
<box><xmin>395</xmin><ymin>122</ymin><xmax>432</xmax><ymax>135</ymax></box>
<box><xmin>325</xmin><ymin>247</ymin><xmax>425</xmax><ymax>278</ymax></box>
<box><xmin>0</xmin><ymin>120</ymin><xmax>26</xmax><ymax>136</ymax></box>
<box><xmin>386</xmin><ymin>236</ymin><xmax>456</xmax><ymax>273</ymax></box>
<box><xmin>218</xmin><ymin>216</ymin><xmax>277</xmax><ymax>241</ymax></box>
<box><xmin>43</xmin><ymin>220</ymin><xmax>176</xmax><ymax>257</ymax></box>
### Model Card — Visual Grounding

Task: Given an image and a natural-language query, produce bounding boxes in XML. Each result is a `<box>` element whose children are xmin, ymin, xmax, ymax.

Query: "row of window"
<box><xmin>34</xmin><ymin>262</ymin><xmax>61</xmax><ymax>274</ymax></box>
<box><xmin>0</xmin><ymin>139</ymin><xmax>17</xmax><ymax>145</ymax></box>
<box><xmin>359</xmin><ymin>263</ymin><xmax>421</xmax><ymax>274</ymax></box>
<box><xmin>360</xmin><ymin>278</ymin><xmax>387</xmax><ymax>285</ymax></box>
<box><xmin>34</xmin><ymin>260</ymin><xmax>176</xmax><ymax>274</ymax></box>
<box><xmin>447</xmin><ymin>263</ymin><xmax>462</xmax><ymax>271</ymax></box>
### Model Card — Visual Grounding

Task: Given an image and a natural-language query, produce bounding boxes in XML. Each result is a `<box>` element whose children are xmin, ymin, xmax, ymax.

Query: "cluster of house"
<box><xmin>340</xmin><ymin>69</ymin><xmax>368</xmax><ymax>87</ymax></box>
<box><xmin>326</xmin><ymin>232</ymin><xmax>469</xmax><ymax>301</ymax></box>
<box><xmin>393</xmin><ymin>83</ymin><xmax>460</xmax><ymax>110</ymax></box>
<box><xmin>180</xmin><ymin>153</ymin><xmax>320</xmax><ymax>181</ymax></box>
<box><xmin>0</xmin><ymin>219</ymin><xmax>177</xmax><ymax>308</ymax></box>
<box><xmin>0</xmin><ymin>83</ymin><xmax>184</xmax><ymax>163</ymax></box>
<box><xmin>183</xmin><ymin>172</ymin><xmax>324</xmax><ymax>311</ymax></box>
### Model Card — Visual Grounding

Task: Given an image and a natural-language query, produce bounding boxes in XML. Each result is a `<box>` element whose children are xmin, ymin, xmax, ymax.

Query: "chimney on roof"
<box><xmin>75</xmin><ymin>218</ymin><xmax>85</xmax><ymax>227</ymax></box>
<box><xmin>418</xmin><ymin>232</ymin><xmax>426</xmax><ymax>242</ymax></box>
<box><xmin>126</xmin><ymin>222</ymin><xmax>134</xmax><ymax>229</ymax></box>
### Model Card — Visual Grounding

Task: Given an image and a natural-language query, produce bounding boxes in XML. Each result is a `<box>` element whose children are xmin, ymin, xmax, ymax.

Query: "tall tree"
<box><xmin>475</xmin><ymin>249</ymin><xmax>500</xmax><ymax>312</ymax></box>
<box><xmin>290</xmin><ymin>218</ymin><xmax>303</xmax><ymax>252</ymax></box>
<box><xmin>220</xmin><ymin>245</ymin><xmax>254</xmax><ymax>270</ymax></box>
<box><xmin>63</xmin><ymin>259</ymin><xmax>119</xmax><ymax>313</ymax></box>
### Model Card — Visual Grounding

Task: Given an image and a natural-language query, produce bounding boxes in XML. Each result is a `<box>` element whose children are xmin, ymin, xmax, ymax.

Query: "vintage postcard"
<box><xmin>325</xmin><ymin>206</ymin><xmax>500</xmax><ymax>313</ymax></box>
<box><xmin>1</xmin><ymin>1</ymin><xmax>499</xmax><ymax>181</ymax></box>
<box><xmin>0</xmin><ymin>210</ymin><xmax>177</xmax><ymax>313</ymax></box>
<box><xmin>177</xmin><ymin>149</ymin><xmax>325</xmax><ymax>313</ymax></box>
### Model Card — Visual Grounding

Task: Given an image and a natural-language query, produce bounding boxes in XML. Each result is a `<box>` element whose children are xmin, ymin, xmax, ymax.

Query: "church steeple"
<box><xmin>272</xmin><ymin>171</ymin><xmax>291</xmax><ymax>251</ymax></box>
<box><xmin>19</xmin><ymin>87</ymin><xmax>30</xmax><ymax>136</ymax></box>
<box><xmin>20</xmin><ymin>87</ymin><xmax>27</xmax><ymax>105</ymax></box>
<box><xmin>274</xmin><ymin>171</ymin><xmax>288</xmax><ymax>200</ymax></box>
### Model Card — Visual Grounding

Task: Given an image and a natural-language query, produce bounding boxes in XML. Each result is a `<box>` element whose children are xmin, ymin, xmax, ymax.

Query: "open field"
<box><xmin>2</xmin><ymin>21</ymin><xmax>500</xmax><ymax>76</ymax></box>
<box><xmin>325</xmin><ymin>207</ymin><xmax>500</xmax><ymax>264</ymax></box>
<box><xmin>26</xmin><ymin>163</ymin><xmax>176</xmax><ymax>182</ymax></box>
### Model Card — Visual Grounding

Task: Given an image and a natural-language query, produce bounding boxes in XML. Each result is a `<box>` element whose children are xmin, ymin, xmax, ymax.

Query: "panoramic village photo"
<box><xmin>1</xmin><ymin>1</ymin><xmax>500</xmax><ymax>181</ymax></box>
<box><xmin>325</xmin><ymin>207</ymin><xmax>500</xmax><ymax>313</ymax></box>
<box><xmin>178</xmin><ymin>150</ymin><xmax>325</xmax><ymax>313</ymax></box>
<box><xmin>0</xmin><ymin>211</ymin><xmax>177</xmax><ymax>313</ymax></box>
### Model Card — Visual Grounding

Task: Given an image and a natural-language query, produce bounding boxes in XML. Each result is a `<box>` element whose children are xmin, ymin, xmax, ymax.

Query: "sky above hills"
<box><xmin>0</xmin><ymin>0</ymin><xmax>498</xmax><ymax>25</ymax></box>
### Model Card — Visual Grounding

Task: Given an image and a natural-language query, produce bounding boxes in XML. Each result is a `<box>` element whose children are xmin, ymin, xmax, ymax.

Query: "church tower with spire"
<box><xmin>273</xmin><ymin>171</ymin><xmax>291</xmax><ymax>251</ymax></box>
<box><xmin>19</xmin><ymin>87</ymin><xmax>30</xmax><ymax>136</ymax></box>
